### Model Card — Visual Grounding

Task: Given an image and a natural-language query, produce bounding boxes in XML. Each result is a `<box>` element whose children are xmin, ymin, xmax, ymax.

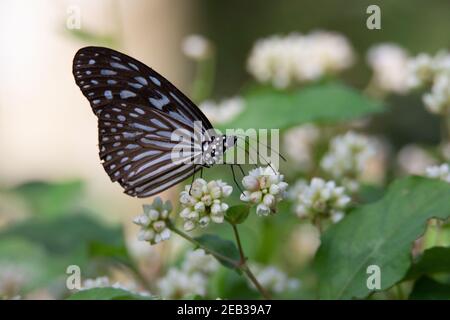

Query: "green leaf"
<box><xmin>0</xmin><ymin>237</ymin><xmax>70</xmax><ymax>292</ymax></box>
<box><xmin>405</xmin><ymin>247</ymin><xmax>450</xmax><ymax>280</ymax></box>
<box><xmin>225</xmin><ymin>205</ymin><xmax>250</xmax><ymax>224</ymax></box>
<box><xmin>11</xmin><ymin>180</ymin><xmax>83</xmax><ymax>218</ymax></box>
<box><xmin>315</xmin><ymin>177</ymin><xmax>450</xmax><ymax>299</ymax></box>
<box><xmin>67</xmin><ymin>287</ymin><xmax>155</xmax><ymax>300</ymax></box>
<box><xmin>409</xmin><ymin>277</ymin><xmax>450</xmax><ymax>300</ymax></box>
<box><xmin>211</xmin><ymin>268</ymin><xmax>259</xmax><ymax>299</ymax></box>
<box><xmin>219</xmin><ymin>83</ymin><xmax>383</xmax><ymax>131</ymax></box>
<box><xmin>194</xmin><ymin>234</ymin><xmax>240</xmax><ymax>269</ymax></box>
<box><xmin>0</xmin><ymin>214</ymin><xmax>124</xmax><ymax>256</ymax></box>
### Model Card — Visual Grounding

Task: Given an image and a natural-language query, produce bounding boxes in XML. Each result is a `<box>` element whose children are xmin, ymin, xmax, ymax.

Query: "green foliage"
<box><xmin>0</xmin><ymin>214</ymin><xmax>126</xmax><ymax>258</ymax></box>
<box><xmin>67</xmin><ymin>287</ymin><xmax>155</xmax><ymax>300</ymax></box>
<box><xmin>225</xmin><ymin>205</ymin><xmax>250</xmax><ymax>224</ymax></box>
<box><xmin>211</xmin><ymin>268</ymin><xmax>259</xmax><ymax>299</ymax></box>
<box><xmin>194</xmin><ymin>234</ymin><xmax>240</xmax><ymax>269</ymax></box>
<box><xmin>315</xmin><ymin>177</ymin><xmax>450</xmax><ymax>299</ymax></box>
<box><xmin>219</xmin><ymin>83</ymin><xmax>383</xmax><ymax>131</ymax></box>
<box><xmin>409</xmin><ymin>277</ymin><xmax>450</xmax><ymax>300</ymax></box>
<box><xmin>11</xmin><ymin>180</ymin><xmax>84</xmax><ymax>218</ymax></box>
<box><xmin>406</xmin><ymin>247</ymin><xmax>450</xmax><ymax>280</ymax></box>
<box><xmin>0</xmin><ymin>213</ymin><xmax>134</xmax><ymax>296</ymax></box>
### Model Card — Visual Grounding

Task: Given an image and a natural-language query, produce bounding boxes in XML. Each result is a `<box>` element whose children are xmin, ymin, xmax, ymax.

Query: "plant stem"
<box><xmin>230</xmin><ymin>223</ymin><xmax>272</xmax><ymax>300</ymax></box>
<box><xmin>169</xmin><ymin>224</ymin><xmax>239</xmax><ymax>268</ymax></box>
<box><xmin>169</xmin><ymin>222</ymin><xmax>272</xmax><ymax>300</ymax></box>
<box><xmin>231</xmin><ymin>224</ymin><xmax>246</xmax><ymax>263</ymax></box>
<box><xmin>395</xmin><ymin>283</ymin><xmax>405</xmax><ymax>300</ymax></box>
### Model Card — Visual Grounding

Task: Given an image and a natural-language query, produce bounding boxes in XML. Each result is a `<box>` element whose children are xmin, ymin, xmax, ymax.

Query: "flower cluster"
<box><xmin>181</xmin><ymin>34</ymin><xmax>212</xmax><ymax>61</ymax></box>
<box><xmin>199</xmin><ymin>96</ymin><xmax>244</xmax><ymax>124</ymax></box>
<box><xmin>247</xmin><ymin>31</ymin><xmax>354</xmax><ymax>88</ymax></box>
<box><xmin>321</xmin><ymin>131</ymin><xmax>377</xmax><ymax>191</ymax></box>
<box><xmin>423</xmin><ymin>73</ymin><xmax>450</xmax><ymax>114</ymax></box>
<box><xmin>179</xmin><ymin>179</ymin><xmax>233</xmax><ymax>231</ymax></box>
<box><xmin>81</xmin><ymin>276</ymin><xmax>151</xmax><ymax>297</ymax></box>
<box><xmin>157</xmin><ymin>249</ymin><xmax>219</xmax><ymax>299</ymax></box>
<box><xmin>407</xmin><ymin>51</ymin><xmax>450</xmax><ymax>114</ymax></box>
<box><xmin>240</xmin><ymin>165</ymin><xmax>288</xmax><ymax>216</ymax></box>
<box><xmin>250</xmin><ymin>264</ymin><xmax>299</xmax><ymax>294</ymax></box>
<box><xmin>133</xmin><ymin>197</ymin><xmax>172</xmax><ymax>245</ymax></box>
<box><xmin>294</xmin><ymin>177</ymin><xmax>351</xmax><ymax>223</ymax></box>
<box><xmin>425</xmin><ymin>163</ymin><xmax>450</xmax><ymax>183</ymax></box>
<box><xmin>367</xmin><ymin>43</ymin><xmax>410</xmax><ymax>94</ymax></box>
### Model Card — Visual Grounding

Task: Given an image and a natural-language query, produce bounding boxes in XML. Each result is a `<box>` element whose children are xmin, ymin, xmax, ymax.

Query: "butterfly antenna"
<box><xmin>235</xmin><ymin>136</ymin><xmax>277</xmax><ymax>174</ymax></box>
<box><xmin>235</xmin><ymin>134</ymin><xmax>287</xmax><ymax>162</ymax></box>
<box><xmin>234</xmin><ymin>143</ymin><xmax>258</xmax><ymax>169</ymax></box>
<box><xmin>230</xmin><ymin>165</ymin><xmax>244</xmax><ymax>196</ymax></box>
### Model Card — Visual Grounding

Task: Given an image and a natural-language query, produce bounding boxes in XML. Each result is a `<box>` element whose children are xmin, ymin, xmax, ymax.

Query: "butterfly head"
<box><xmin>202</xmin><ymin>135</ymin><xmax>237</xmax><ymax>167</ymax></box>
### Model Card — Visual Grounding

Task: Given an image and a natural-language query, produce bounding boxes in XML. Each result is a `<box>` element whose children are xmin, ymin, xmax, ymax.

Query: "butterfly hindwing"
<box><xmin>73</xmin><ymin>46</ymin><xmax>209</xmax><ymax>197</ymax></box>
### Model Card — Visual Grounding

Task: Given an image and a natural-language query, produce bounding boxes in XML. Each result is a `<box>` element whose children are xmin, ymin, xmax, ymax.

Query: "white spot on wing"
<box><xmin>101</xmin><ymin>69</ymin><xmax>117</xmax><ymax>76</ymax></box>
<box><xmin>149</xmin><ymin>76</ymin><xmax>161</xmax><ymax>86</ymax></box>
<box><xmin>111</xmin><ymin>62</ymin><xmax>131</xmax><ymax>71</ymax></box>
<box><xmin>128</xmin><ymin>82</ymin><xmax>143</xmax><ymax>89</ymax></box>
<box><xmin>135</xmin><ymin>76</ymin><xmax>148</xmax><ymax>86</ymax></box>
<box><xmin>104</xmin><ymin>90</ymin><xmax>113</xmax><ymax>100</ymax></box>
<box><xmin>120</xmin><ymin>90</ymin><xmax>136</xmax><ymax>99</ymax></box>
<box><xmin>128</xmin><ymin>62</ymin><xmax>139</xmax><ymax>71</ymax></box>
<box><xmin>149</xmin><ymin>93</ymin><xmax>170</xmax><ymax>109</ymax></box>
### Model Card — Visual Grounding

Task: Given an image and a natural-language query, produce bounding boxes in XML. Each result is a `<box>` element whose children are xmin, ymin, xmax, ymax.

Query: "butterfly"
<box><xmin>72</xmin><ymin>46</ymin><xmax>238</xmax><ymax>198</ymax></box>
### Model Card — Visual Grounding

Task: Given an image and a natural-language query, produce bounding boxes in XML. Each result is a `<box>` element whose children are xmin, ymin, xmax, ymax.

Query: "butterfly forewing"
<box><xmin>73</xmin><ymin>46</ymin><xmax>211</xmax><ymax>197</ymax></box>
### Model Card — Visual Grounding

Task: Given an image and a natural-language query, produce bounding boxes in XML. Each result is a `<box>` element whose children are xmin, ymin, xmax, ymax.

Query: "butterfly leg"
<box><xmin>230</xmin><ymin>165</ymin><xmax>244</xmax><ymax>196</ymax></box>
<box><xmin>237</xmin><ymin>164</ymin><xmax>245</xmax><ymax>176</ymax></box>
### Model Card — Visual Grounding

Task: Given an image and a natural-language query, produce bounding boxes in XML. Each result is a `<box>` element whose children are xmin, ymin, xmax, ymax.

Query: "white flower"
<box><xmin>293</xmin><ymin>177</ymin><xmax>350</xmax><ymax>223</ymax></box>
<box><xmin>240</xmin><ymin>165</ymin><xmax>288</xmax><ymax>216</ymax></box>
<box><xmin>367</xmin><ymin>43</ymin><xmax>409</xmax><ymax>94</ymax></box>
<box><xmin>133</xmin><ymin>197</ymin><xmax>172</xmax><ymax>245</ymax></box>
<box><xmin>247</xmin><ymin>31</ymin><xmax>354</xmax><ymax>88</ymax></box>
<box><xmin>283</xmin><ymin>124</ymin><xmax>320</xmax><ymax>170</ymax></box>
<box><xmin>397</xmin><ymin>144</ymin><xmax>437</xmax><ymax>175</ymax></box>
<box><xmin>179</xmin><ymin>179</ymin><xmax>232</xmax><ymax>231</ymax></box>
<box><xmin>157</xmin><ymin>268</ymin><xmax>208</xmax><ymax>299</ymax></box>
<box><xmin>422</xmin><ymin>72</ymin><xmax>450</xmax><ymax>114</ymax></box>
<box><xmin>407</xmin><ymin>50</ymin><xmax>450</xmax><ymax>89</ymax></box>
<box><xmin>250</xmin><ymin>264</ymin><xmax>299</xmax><ymax>294</ymax></box>
<box><xmin>181</xmin><ymin>34</ymin><xmax>211</xmax><ymax>60</ymax></box>
<box><xmin>157</xmin><ymin>249</ymin><xmax>218</xmax><ymax>299</ymax></box>
<box><xmin>81</xmin><ymin>276</ymin><xmax>110</xmax><ymax>290</ymax></box>
<box><xmin>425</xmin><ymin>164</ymin><xmax>450</xmax><ymax>183</ymax></box>
<box><xmin>321</xmin><ymin>131</ymin><xmax>377</xmax><ymax>190</ymax></box>
<box><xmin>182</xmin><ymin>249</ymin><xmax>219</xmax><ymax>275</ymax></box>
<box><xmin>406</xmin><ymin>53</ymin><xmax>435</xmax><ymax>89</ymax></box>
<box><xmin>80</xmin><ymin>276</ymin><xmax>151</xmax><ymax>297</ymax></box>
<box><xmin>199</xmin><ymin>97</ymin><xmax>244</xmax><ymax>124</ymax></box>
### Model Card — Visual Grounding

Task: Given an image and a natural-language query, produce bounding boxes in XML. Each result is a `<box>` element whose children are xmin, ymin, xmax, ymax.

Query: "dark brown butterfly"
<box><xmin>73</xmin><ymin>46</ymin><xmax>237</xmax><ymax>198</ymax></box>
